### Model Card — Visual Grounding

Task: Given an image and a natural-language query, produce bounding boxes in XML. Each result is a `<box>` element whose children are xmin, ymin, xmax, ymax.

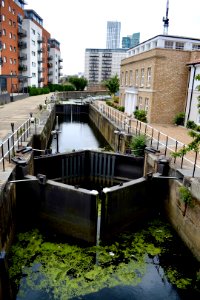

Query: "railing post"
<box><xmin>192</xmin><ymin>151</ymin><xmax>198</xmax><ymax>177</ymax></box>
<box><xmin>150</xmin><ymin>128</ymin><xmax>154</xmax><ymax>147</ymax></box>
<box><xmin>11</xmin><ymin>123</ymin><xmax>15</xmax><ymax>157</ymax></box>
<box><xmin>1</xmin><ymin>144</ymin><xmax>5</xmax><ymax>171</ymax></box>
<box><xmin>157</xmin><ymin>132</ymin><xmax>160</xmax><ymax>150</ymax></box>
<box><xmin>174</xmin><ymin>141</ymin><xmax>178</xmax><ymax>163</ymax></box>
<box><xmin>7</xmin><ymin>138</ymin><xmax>11</xmax><ymax>163</ymax></box>
<box><xmin>180</xmin><ymin>145</ymin><xmax>185</xmax><ymax>169</ymax></box>
<box><xmin>164</xmin><ymin>136</ymin><xmax>168</xmax><ymax>156</ymax></box>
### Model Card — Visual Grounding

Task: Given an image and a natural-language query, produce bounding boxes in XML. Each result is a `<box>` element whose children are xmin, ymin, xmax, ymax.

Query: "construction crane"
<box><xmin>163</xmin><ymin>0</ymin><xmax>169</xmax><ymax>35</ymax></box>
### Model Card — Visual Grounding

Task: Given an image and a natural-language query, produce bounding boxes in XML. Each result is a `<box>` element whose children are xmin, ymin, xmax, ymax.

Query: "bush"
<box><xmin>186</xmin><ymin>120</ymin><xmax>197</xmax><ymax>130</ymax></box>
<box><xmin>173</xmin><ymin>112</ymin><xmax>185</xmax><ymax>126</ymax></box>
<box><xmin>118</xmin><ymin>106</ymin><xmax>125</xmax><ymax>112</ymax></box>
<box><xmin>129</xmin><ymin>134</ymin><xmax>148</xmax><ymax>157</ymax></box>
<box><xmin>134</xmin><ymin>109</ymin><xmax>147</xmax><ymax>123</ymax></box>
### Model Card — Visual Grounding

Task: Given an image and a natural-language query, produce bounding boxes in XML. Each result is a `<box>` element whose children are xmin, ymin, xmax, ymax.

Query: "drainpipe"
<box><xmin>187</xmin><ymin>64</ymin><xmax>196</xmax><ymax>122</ymax></box>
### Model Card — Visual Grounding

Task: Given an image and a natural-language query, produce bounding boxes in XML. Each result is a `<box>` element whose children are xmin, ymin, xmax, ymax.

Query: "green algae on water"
<box><xmin>8</xmin><ymin>219</ymin><xmax>200</xmax><ymax>299</ymax></box>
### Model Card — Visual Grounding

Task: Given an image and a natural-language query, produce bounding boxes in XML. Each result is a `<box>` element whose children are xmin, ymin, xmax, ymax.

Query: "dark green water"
<box><xmin>7</xmin><ymin>218</ymin><xmax>200</xmax><ymax>300</ymax></box>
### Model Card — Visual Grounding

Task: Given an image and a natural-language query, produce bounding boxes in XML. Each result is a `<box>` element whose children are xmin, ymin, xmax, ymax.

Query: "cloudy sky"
<box><xmin>26</xmin><ymin>0</ymin><xmax>200</xmax><ymax>75</ymax></box>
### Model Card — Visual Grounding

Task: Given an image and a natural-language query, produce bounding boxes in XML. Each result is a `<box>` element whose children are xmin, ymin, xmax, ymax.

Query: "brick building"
<box><xmin>120</xmin><ymin>35</ymin><xmax>200</xmax><ymax>124</ymax></box>
<box><xmin>0</xmin><ymin>1</ymin><xmax>63</xmax><ymax>94</ymax></box>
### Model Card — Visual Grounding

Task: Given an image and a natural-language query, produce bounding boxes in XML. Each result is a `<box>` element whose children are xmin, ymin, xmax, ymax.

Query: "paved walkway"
<box><xmin>0</xmin><ymin>94</ymin><xmax>48</xmax><ymax>141</ymax></box>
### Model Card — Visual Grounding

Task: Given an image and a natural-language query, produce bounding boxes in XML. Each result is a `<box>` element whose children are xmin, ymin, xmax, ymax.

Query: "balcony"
<box><xmin>48</xmin><ymin>71</ymin><xmax>53</xmax><ymax>76</ymax></box>
<box><xmin>18</xmin><ymin>27</ymin><xmax>27</xmax><ymax>37</ymax></box>
<box><xmin>17</xmin><ymin>16</ymin><xmax>23</xmax><ymax>25</ymax></box>
<box><xmin>38</xmin><ymin>77</ymin><xmax>45</xmax><ymax>83</ymax></box>
<box><xmin>48</xmin><ymin>63</ymin><xmax>53</xmax><ymax>68</ymax></box>
<box><xmin>59</xmin><ymin>58</ymin><xmax>63</xmax><ymax>62</ymax></box>
<box><xmin>18</xmin><ymin>64</ymin><xmax>27</xmax><ymax>72</ymax></box>
<box><xmin>38</xmin><ymin>57</ymin><xmax>45</xmax><ymax>63</ymax></box>
<box><xmin>58</xmin><ymin>72</ymin><xmax>63</xmax><ymax>77</ymax></box>
<box><xmin>18</xmin><ymin>77</ymin><xmax>28</xmax><ymax>83</ymax></box>
<box><xmin>38</xmin><ymin>47</ymin><xmax>45</xmax><ymax>53</ymax></box>
<box><xmin>18</xmin><ymin>53</ymin><xmax>27</xmax><ymax>60</ymax></box>
<box><xmin>58</xmin><ymin>65</ymin><xmax>63</xmax><ymax>69</ymax></box>
<box><xmin>38</xmin><ymin>37</ymin><xmax>45</xmax><ymax>43</ymax></box>
<box><xmin>48</xmin><ymin>55</ymin><xmax>53</xmax><ymax>61</ymax></box>
<box><xmin>18</xmin><ymin>41</ymin><xmax>27</xmax><ymax>49</ymax></box>
<box><xmin>38</xmin><ymin>67</ymin><xmax>44</xmax><ymax>73</ymax></box>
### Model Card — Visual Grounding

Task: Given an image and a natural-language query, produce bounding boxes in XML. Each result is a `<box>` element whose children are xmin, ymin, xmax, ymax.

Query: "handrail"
<box><xmin>0</xmin><ymin>118</ymin><xmax>32</xmax><ymax>171</ymax></box>
<box><xmin>93</xmin><ymin>101</ymin><xmax>200</xmax><ymax>177</ymax></box>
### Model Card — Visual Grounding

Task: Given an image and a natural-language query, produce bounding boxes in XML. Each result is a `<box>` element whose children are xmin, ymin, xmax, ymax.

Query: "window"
<box><xmin>165</xmin><ymin>41</ymin><xmax>173</xmax><ymax>49</ymax></box>
<box><xmin>32</xmin><ymin>51</ymin><xmax>36</xmax><ymax>56</ymax></box>
<box><xmin>13</xmin><ymin>21</ymin><xmax>16</xmax><ymax>27</ymax></box>
<box><xmin>9</xmin><ymin>32</ymin><xmax>12</xmax><ymax>39</ymax></box>
<box><xmin>13</xmin><ymin>34</ymin><xmax>16</xmax><ymax>40</ymax></box>
<box><xmin>121</xmin><ymin>72</ymin><xmax>124</xmax><ymax>86</ymax></box>
<box><xmin>145</xmin><ymin>98</ymin><xmax>149</xmax><ymax>112</ymax></box>
<box><xmin>2</xmin><ymin>29</ymin><xmax>6</xmax><ymax>36</ymax></box>
<box><xmin>13</xmin><ymin>59</ymin><xmax>16</xmax><ymax>64</ymax></box>
<box><xmin>13</xmin><ymin>46</ymin><xmax>16</xmax><ymax>52</ymax></box>
<box><xmin>129</xmin><ymin>70</ymin><xmax>133</xmax><ymax>86</ymax></box>
<box><xmin>140</xmin><ymin>68</ymin><xmax>144</xmax><ymax>87</ymax></box>
<box><xmin>1</xmin><ymin>15</ymin><xmax>5</xmax><ymax>21</ymax></box>
<box><xmin>192</xmin><ymin>44</ymin><xmax>200</xmax><ymax>50</ymax></box>
<box><xmin>147</xmin><ymin>67</ymin><xmax>151</xmax><ymax>86</ymax></box>
<box><xmin>125</xmin><ymin>71</ymin><xmax>128</xmax><ymax>85</ymax></box>
<box><xmin>138</xmin><ymin>97</ymin><xmax>143</xmax><ymax>110</ymax></box>
<box><xmin>9</xmin><ymin>19</ymin><xmax>12</xmax><ymax>26</ymax></box>
<box><xmin>10</xmin><ymin>45</ymin><xmax>12</xmax><ymax>51</ymax></box>
<box><xmin>12</xmin><ymin>9</ymin><xmax>15</xmax><ymax>15</ymax></box>
<box><xmin>1</xmin><ymin>1</ymin><xmax>5</xmax><ymax>7</ymax></box>
<box><xmin>3</xmin><ymin>56</ymin><xmax>7</xmax><ymax>63</ymax></box>
<box><xmin>175</xmin><ymin>42</ymin><xmax>184</xmax><ymax>50</ymax></box>
<box><xmin>31</xmin><ymin>28</ymin><xmax>35</xmax><ymax>35</ymax></box>
<box><xmin>32</xmin><ymin>73</ymin><xmax>36</xmax><ymax>77</ymax></box>
<box><xmin>135</xmin><ymin>69</ymin><xmax>139</xmax><ymax>86</ymax></box>
<box><xmin>10</xmin><ymin>58</ymin><xmax>13</xmax><ymax>64</ymax></box>
<box><xmin>3</xmin><ymin>43</ymin><xmax>6</xmax><ymax>49</ymax></box>
<box><xmin>9</xmin><ymin>6</ymin><xmax>11</xmax><ymax>12</ymax></box>
<box><xmin>32</xmin><ymin>40</ymin><xmax>35</xmax><ymax>46</ymax></box>
<box><xmin>32</xmin><ymin>62</ymin><xmax>36</xmax><ymax>67</ymax></box>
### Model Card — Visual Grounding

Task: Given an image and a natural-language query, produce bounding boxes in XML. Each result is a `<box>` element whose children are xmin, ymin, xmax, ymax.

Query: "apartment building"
<box><xmin>0</xmin><ymin>0</ymin><xmax>25</xmax><ymax>93</ymax></box>
<box><xmin>48</xmin><ymin>39</ymin><xmax>63</xmax><ymax>85</ymax></box>
<box><xmin>85</xmin><ymin>48</ymin><xmax>127</xmax><ymax>85</ymax></box>
<box><xmin>122</xmin><ymin>32</ymin><xmax>140</xmax><ymax>49</ymax></box>
<box><xmin>120</xmin><ymin>35</ymin><xmax>200</xmax><ymax>124</ymax></box>
<box><xmin>0</xmin><ymin>2</ymin><xmax>63</xmax><ymax>94</ymax></box>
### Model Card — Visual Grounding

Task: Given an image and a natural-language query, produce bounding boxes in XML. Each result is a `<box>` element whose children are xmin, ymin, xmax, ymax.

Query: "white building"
<box><xmin>185</xmin><ymin>60</ymin><xmax>200</xmax><ymax>125</ymax></box>
<box><xmin>49</xmin><ymin>39</ymin><xmax>63</xmax><ymax>85</ymax></box>
<box><xmin>85</xmin><ymin>48</ymin><xmax>127</xmax><ymax>84</ymax></box>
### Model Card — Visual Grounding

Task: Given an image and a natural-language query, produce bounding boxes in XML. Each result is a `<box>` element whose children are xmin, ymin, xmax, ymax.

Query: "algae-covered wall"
<box><xmin>165</xmin><ymin>178</ymin><xmax>200</xmax><ymax>261</ymax></box>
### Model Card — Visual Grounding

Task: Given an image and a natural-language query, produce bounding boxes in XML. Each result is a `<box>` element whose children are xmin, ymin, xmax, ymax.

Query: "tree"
<box><xmin>104</xmin><ymin>74</ymin><xmax>120</xmax><ymax>96</ymax></box>
<box><xmin>68</xmin><ymin>76</ymin><xmax>88</xmax><ymax>91</ymax></box>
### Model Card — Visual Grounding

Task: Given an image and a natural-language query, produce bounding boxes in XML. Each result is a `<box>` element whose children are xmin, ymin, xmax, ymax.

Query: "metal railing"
<box><xmin>93</xmin><ymin>101</ymin><xmax>200</xmax><ymax>177</ymax></box>
<box><xmin>0</xmin><ymin>119</ymin><xmax>32</xmax><ymax>172</ymax></box>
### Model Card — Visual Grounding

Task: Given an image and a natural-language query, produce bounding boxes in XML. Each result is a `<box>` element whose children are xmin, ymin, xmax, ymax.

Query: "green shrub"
<box><xmin>134</xmin><ymin>109</ymin><xmax>147</xmax><ymax>123</ymax></box>
<box><xmin>186</xmin><ymin>120</ymin><xmax>197</xmax><ymax>130</ymax></box>
<box><xmin>173</xmin><ymin>112</ymin><xmax>185</xmax><ymax>126</ymax></box>
<box><xmin>129</xmin><ymin>134</ymin><xmax>148</xmax><ymax>156</ymax></box>
<box><xmin>179</xmin><ymin>186</ymin><xmax>192</xmax><ymax>205</ymax></box>
<box><xmin>118</xmin><ymin>106</ymin><xmax>125</xmax><ymax>112</ymax></box>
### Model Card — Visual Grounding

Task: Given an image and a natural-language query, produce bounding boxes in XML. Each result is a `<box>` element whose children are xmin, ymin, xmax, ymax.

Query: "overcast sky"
<box><xmin>26</xmin><ymin>0</ymin><xmax>200</xmax><ymax>76</ymax></box>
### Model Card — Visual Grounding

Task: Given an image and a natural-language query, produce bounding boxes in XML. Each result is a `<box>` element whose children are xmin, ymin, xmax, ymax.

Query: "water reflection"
<box><xmin>8</xmin><ymin>218</ymin><xmax>200</xmax><ymax>300</ymax></box>
<box><xmin>50</xmin><ymin>114</ymin><xmax>109</xmax><ymax>154</ymax></box>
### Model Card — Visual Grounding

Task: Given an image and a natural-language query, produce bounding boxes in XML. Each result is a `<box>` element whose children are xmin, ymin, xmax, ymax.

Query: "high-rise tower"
<box><xmin>106</xmin><ymin>21</ymin><xmax>121</xmax><ymax>49</ymax></box>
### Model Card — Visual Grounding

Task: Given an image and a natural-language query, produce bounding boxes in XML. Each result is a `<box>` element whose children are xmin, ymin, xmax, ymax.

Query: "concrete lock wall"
<box><xmin>165</xmin><ymin>178</ymin><xmax>200</xmax><ymax>261</ymax></box>
<box><xmin>16</xmin><ymin>176</ymin><xmax>98</xmax><ymax>244</ymax></box>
